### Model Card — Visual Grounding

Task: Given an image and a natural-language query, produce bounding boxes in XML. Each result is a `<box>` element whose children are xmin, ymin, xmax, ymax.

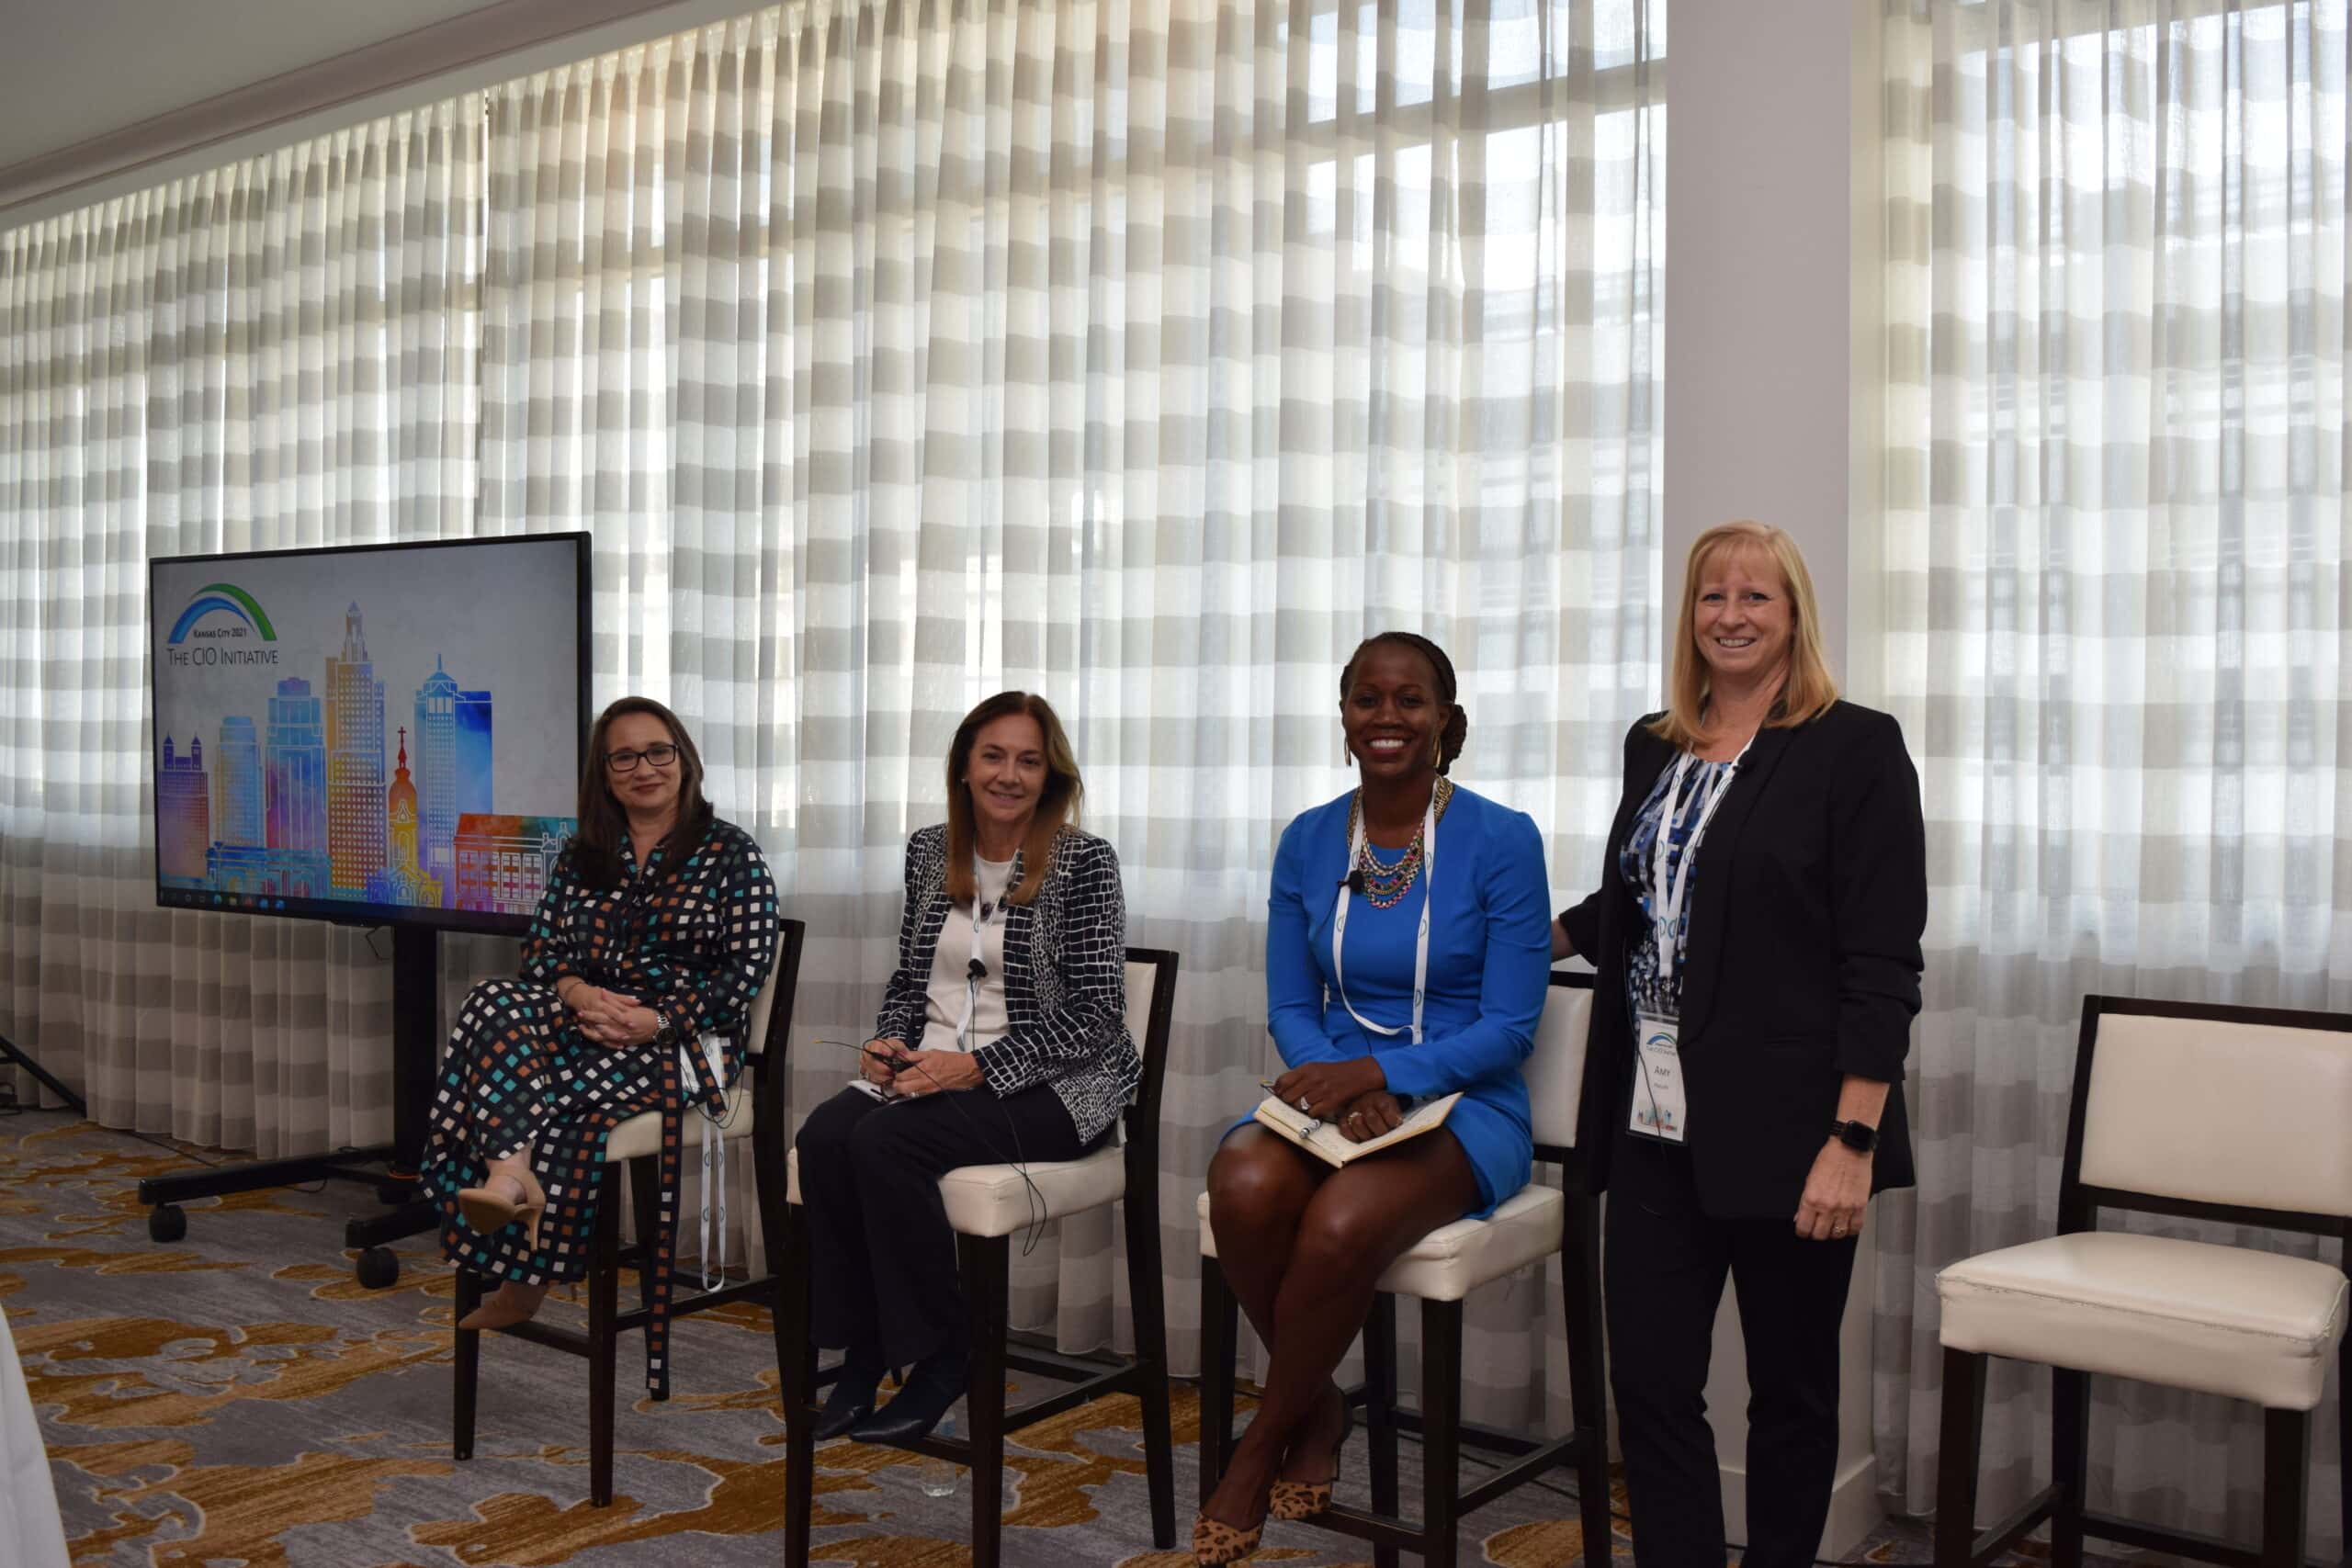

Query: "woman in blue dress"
<box><xmin>1194</xmin><ymin>632</ymin><xmax>1553</xmax><ymax>1563</ymax></box>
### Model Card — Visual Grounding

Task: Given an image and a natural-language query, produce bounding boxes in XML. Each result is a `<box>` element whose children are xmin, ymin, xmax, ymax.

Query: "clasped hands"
<box><xmin>860</xmin><ymin>1038</ymin><xmax>984</xmax><ymax>1098</ymax></box>
<box><xmin>558</xmin><ymin>980</ymin><xmax>662</xmax><ymax>1049</ymax></box>
<box><xmin>1269</xmin><ymin>1057</ymin><xmax>1404</xmax><ymax>1145</ymax></box>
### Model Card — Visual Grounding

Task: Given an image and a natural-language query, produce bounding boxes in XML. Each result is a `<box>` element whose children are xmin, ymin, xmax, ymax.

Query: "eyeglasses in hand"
<box><xmin>605</xmin><ymin>743</ymin><xmax>680</xmax><ymax>773</ymax></box>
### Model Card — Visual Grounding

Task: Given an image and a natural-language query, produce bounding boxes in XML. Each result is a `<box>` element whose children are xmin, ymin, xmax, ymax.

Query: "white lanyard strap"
<box><xmin>954</xmin><ymin>863</ymin><xmax>1007</xmax><ymax>1050</ymax></box>
<box><xmin>696</xmin><ymin>1112</ymin><xmax>727</xmax><ymax>1291</ymax></box>
<box><xmin>1650</xmin><ymin>736</ymin><xmax>1753</xmax><ymax>987</ymax></box>
<box><xmin>680</xmin><ymin>1032</ymin><xmax>730</xmax><ymax>1291</ymax></box>
<box><xmin>1331</xmin><ymin>789</ymin><xmax>1439</xmax><ymax>1044</ymax></box>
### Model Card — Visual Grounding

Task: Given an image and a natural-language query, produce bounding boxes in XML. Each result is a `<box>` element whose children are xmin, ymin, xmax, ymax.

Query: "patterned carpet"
<box><xmin>3</xmin><ymin>1109</ymin><xmax>2064</xmax><ymax>1567</ymax></box>
<box><xmin>1</xmin><ymin>1111</ymin><xmax>1625</xmax><ymax>1566</ymax></box>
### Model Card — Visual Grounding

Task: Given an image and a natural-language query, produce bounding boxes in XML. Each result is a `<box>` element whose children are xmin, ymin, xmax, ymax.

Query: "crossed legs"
<box><xmin>1200</xmin><ymin>1124</ymin><xmax>1480</xmax><ymax>1531</ymax></box>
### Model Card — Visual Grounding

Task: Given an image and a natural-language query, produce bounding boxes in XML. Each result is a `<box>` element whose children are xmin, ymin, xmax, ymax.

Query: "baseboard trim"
<box><xmin>1715</xmin><ymin>1451</ymin><xmax>1882</xmax><ymax>1562</ymax></box>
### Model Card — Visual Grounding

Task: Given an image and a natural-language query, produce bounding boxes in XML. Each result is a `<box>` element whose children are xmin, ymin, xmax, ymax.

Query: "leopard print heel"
<box><xmin>1191</xmin><ymin>1511</ymin><xmax>1264</xmax><ymax>1564</ymax></box>
<box><xmin>1268</xmin><ymin>1398</ymin><xmax>1352</xmax><ymax>1520</ymax></box>
<box><xmin>1266</xmin><ymin>1478</ymin><xmax>1331</xmax><ymax>1521</ymax></box>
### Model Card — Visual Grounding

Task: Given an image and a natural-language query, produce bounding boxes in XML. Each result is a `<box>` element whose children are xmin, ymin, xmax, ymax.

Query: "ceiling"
<box><xmin>0</xmin><ymin>0</ymin><xmax>734</xmax><ymax>225</ymax></box>
<box><xmin>0</xmin><ymin>0</ymin><xmax>507</xmax><ymax>171</ymax></box>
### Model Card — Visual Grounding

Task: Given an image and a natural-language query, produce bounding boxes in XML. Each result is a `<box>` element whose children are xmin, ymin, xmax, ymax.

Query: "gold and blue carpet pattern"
<box><xmin>4</xmin><ymin>1111</ymin><xmax>1629</xmax><ymax>1566</ymax></box>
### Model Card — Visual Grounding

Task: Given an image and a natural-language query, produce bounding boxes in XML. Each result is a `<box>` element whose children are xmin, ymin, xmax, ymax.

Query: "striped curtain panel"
<box><xmin>1871</xmin><ymin>0</ymin><xmax>2346</xmax><ymax>1551</ymax></box>
<box><xmin>479</xmin><ymin>0</ymin><xmax>1664</xmax><ymax>1422</ymax></box>
<box><xmin>0</xmin><ymin>101</ymin><xmax>486</xmax><ymax>1155</ymax></box>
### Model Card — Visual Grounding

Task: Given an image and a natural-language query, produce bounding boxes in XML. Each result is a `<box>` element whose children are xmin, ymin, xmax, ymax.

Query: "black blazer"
<box><xmin>1557</xmin><ymin>700</ymin><xmax>1927</xmax><ymax>1219</ymax></box>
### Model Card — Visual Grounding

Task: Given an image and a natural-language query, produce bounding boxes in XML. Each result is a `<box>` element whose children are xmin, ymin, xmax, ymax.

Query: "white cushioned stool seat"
<box><xmin>606</xmin><ymin>1086</ymin><xmax>753</xmax><ymax>1164</ymax></box>
<box><xmin>1938</xmin><ymin>1232</ymin><xmax>2349</xmax><ymax>1411</ymax></box>
<box><xmin>785</xmin><ymin>1143</ymin><xmax>1126</xmax><ymax>1237</ymax></box>
<box><xmin>940</xmin><ymin>1145</ymin><xmax>1126</xmax><ymax>1237</ymax></box>
<box><xmin>1195</xmin><ymin>1183</ymin><xmax>1564</xmax><ymax>1304</ymax></box>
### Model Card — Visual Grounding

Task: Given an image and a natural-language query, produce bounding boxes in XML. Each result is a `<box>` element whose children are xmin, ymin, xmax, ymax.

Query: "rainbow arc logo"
<box><xmin>167</xmin><ymin>584</ymin><xmax>277</xmax><ymax>645</ymax></box>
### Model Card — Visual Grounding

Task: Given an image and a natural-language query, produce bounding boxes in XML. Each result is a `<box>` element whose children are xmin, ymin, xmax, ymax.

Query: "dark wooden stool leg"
<box><xmin>1564</xmin><ymin>1193</ymin><xmax>1611</xmax><ymax>1567</ymax></box>
<box><xmin>2051</xmin><ymin>1366</ymin><xmax>2090</xmax><ymax>1568</ymax></box>
<box><xmin>2261</xmin><ymin>1406</ymin><xmax>2312</xmax><ymax>1568</ymax></box>
<box><xmin>1421</xmin><ymin>1297</ymin><xmax>1464</xmax><ymax>1568</ymax></box>
<box><xmin>1198</xmin><ymin>1254</ymin><xmax>1238</xmax><ymax>1509</ymax></box>
<box><xmin>452</xmin><ymin>1268</ymin><xmax>481</xmax><ymax>1461</ymax></box>
<box><xmin>1124</xmin><ymin>1183</ymin><xmax>1176</xmax><ymax>1548</ymax></box>
<box><xmin>781</xmin><ymin>1200</ymin><xmax>816</xmax><ymax>1568</ymax></box>
<box><xmin>1366</xmin><ymin>1292</ymin><xmax>1401</xmax><ymax>1568</ymax></box>
<box><xmin>1934</xmin><ymin>1348</ymin><xmax>1988</xmax><ymax>1568</ymax></box>
<box><xmin>964</xmin><ymin>1234</ymin><xmax>1011</xmax><ymax>1568</ymax></box>
<box><xmin>2338</xmin><ymin>1348</ymin><xmax>2348</xmax><ymax>1568</ymax></box>
<box><xmin>588</xmin><ymin>1171</ymin><xmax>621</xmax><ymax>1508</ymax></box>
<box><xmin>750</xmin><ymin>1118</ymin><xmax>792</xmax><ymax>1415</ymax></box>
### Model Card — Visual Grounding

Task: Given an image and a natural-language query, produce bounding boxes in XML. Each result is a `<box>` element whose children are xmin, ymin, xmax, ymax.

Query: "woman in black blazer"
<box><xmin>1555</xmin><ymin>522</ymin><xmax>1926</xmax><ymax>1568</ymax></box>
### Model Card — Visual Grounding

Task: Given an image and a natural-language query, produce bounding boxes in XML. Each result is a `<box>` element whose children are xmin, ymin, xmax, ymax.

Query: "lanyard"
<box><xmin>678</xmin><ymin>1032</ymin><xmax>730</xmax><ymax>1291</ymax></box>
<box><xmin>1650</xmin><ymin>735</ymin><xmax>1754</xmax><ymax>987</ymax></box>
<box><xmin>954</xmin><ymin>861</ymin><xmax>1010</xmax><ymax>1050</ymax></box>
<box><xmin>1330</xmin><ymin>789</ymin><xmax>1439</xmax><ymax>1044</ymax></box>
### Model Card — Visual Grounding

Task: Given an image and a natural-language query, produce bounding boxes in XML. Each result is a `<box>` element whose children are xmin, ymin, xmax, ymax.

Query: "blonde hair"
<box><xmin>944</xmin><ymin>691</ymin><xmax>1084</xmax><ymax>906</ymax></box>
<box><xmin>1650</xmin><ymin>521</ymin><xmax>1838</xmax><ymax>750</ymax></box>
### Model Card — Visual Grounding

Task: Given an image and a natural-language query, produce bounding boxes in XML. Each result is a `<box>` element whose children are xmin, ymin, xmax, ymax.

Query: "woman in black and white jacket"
<box><xmin>795</xmin><ymin>690</ymin><xmax>1138</xmax><ymax>1445</ymax></box>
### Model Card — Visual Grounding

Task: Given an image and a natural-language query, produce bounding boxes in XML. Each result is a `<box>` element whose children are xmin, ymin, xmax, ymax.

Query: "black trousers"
<box><xmin>1604</xmin><ymin>1127</ymin><xmax>1860</xmax><ymax>1568</ymax></box>
<box><xmin>795</xmin><ymin>1082</ymin><xmax>1093</xmax><ymax>1369</ymax></box>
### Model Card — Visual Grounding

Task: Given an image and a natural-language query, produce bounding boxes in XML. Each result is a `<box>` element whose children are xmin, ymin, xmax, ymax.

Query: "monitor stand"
<box><xmin>137</xmin><ymin>924</ymin><xmax>441</xmax><ymax>1288</ymax></box>
<box><xmin>0</xmin><ymin>1032</ymin><xmax>88</xmax><ymax>1119</ymax></box>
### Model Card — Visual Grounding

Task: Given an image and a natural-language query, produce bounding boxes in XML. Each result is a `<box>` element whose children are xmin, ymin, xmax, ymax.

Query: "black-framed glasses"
<box><xmin>605</xmin><ymin>743</ymin><xmax>680</xmax><ymax>773</ymax></box>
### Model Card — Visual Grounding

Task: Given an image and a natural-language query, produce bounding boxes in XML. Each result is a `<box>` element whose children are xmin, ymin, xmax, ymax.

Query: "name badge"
<box><xmin>1630</xmin><ymin>1011</ymin><xmax>1688</xmax><ymax>1143</ymax></box>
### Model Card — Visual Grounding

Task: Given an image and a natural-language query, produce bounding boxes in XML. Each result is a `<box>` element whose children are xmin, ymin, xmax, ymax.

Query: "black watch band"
<box><xmin>652</xmin><ymin>1007</ymin><xmax>677</xmax><ymax>1045</ymax></box>
<box><xmin>1830</xmin><ymin>1118</ymin><xmax>1879</xmax><ymax>1154</ymax></box>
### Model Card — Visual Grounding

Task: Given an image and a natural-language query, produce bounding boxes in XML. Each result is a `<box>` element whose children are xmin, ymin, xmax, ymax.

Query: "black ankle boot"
<box><xmin>813</xmin><ymin>1359</ymin><xmax>887</xmax><ymax>1440</ymax></box>
<box><xmin>848</xmin><ymin>1347</ymin><xmax>968</xmax><ymax>1446</ymax></box>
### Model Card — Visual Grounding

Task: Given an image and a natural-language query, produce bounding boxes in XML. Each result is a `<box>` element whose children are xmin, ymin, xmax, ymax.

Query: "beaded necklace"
<box><xmin>1346</xmin><ymin>776</ymin><xmax>1455</xmax><ymax>908</ymax></box>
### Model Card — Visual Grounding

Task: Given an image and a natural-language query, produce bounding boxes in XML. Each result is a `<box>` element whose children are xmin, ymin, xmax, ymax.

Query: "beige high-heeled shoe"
<box><xmin>457</xmin><ymin>1280</ymin><xmax>548</xmax><ymax>1332</ymax></box>
<box><xmin>457</xmin><ymin>1163</ymin><xmax>547</xmax><ymax>1253</ymax></box>
<box><xmin>1269</xmin><ymin>1400</ymin><xmax>1355</xmax><ymax>1520</ymax></box>
<box><xmin>1190</xmin><ymin>1507</ymin><xmax>1265</xmax><ymax>1565</ymax></box>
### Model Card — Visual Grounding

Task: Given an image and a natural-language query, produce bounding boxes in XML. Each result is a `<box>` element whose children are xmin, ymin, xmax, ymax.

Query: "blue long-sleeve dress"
<box><xmin>1251</xmin><ymin>784</ymin><xmax>1554</xmax><ymax>1217</ymax></box>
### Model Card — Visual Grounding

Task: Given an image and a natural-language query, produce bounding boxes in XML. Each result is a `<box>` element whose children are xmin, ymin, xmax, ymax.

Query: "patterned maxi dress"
<box><xmin>420</xmin><ymin>816</ymin><xmax>779</xmax><ymax>1393</ymax></box>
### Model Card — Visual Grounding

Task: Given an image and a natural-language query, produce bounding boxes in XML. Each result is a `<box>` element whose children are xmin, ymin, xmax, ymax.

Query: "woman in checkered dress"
<box><xmin>419</xmin><ymin>696</ymin><xmax>778</xmax><ymax>1382</ymax></box>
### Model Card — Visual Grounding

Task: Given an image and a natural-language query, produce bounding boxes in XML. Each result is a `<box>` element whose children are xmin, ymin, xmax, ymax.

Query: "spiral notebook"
<box><xmin>1250</xmin><ymin>1091</ymin><xmax>1461</xmax><ymax>1168</ymax></box>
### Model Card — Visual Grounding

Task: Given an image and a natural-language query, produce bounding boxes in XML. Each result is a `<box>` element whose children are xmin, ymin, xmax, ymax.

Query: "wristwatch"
<box><xmin>651</xmin><ymin>1007</ymin><xmax>678</xmax><ymax>1046</ymax></box>
<box><xmin>1830</xmin><ymin>1118</ymin><xmax>1879</xmax><ymax>1154</ymax></box>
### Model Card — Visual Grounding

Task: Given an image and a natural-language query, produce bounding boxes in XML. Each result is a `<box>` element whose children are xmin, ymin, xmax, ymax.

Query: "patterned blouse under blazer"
<box><xmin>875</xmin><ymin>823</ymin><xmax>1141</xmax><ymax>1144</ymax></box>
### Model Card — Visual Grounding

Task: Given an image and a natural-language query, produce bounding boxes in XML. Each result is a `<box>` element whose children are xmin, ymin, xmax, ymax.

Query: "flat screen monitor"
<box><xmin>148</xmin><ymin>534</ymin><xmax>591</xmax><ymax>937</ymax></box>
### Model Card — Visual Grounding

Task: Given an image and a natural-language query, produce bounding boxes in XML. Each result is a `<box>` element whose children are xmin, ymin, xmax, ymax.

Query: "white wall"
<box><xmin>1662</xmin><ymin>0</ymin><xmax>1880</xmax><ymax>679</ymax></box>
<box><xmin>1660</xmin><ymin>0</ymin><xmax>1886</xmax><ymax>1555</ymax></box>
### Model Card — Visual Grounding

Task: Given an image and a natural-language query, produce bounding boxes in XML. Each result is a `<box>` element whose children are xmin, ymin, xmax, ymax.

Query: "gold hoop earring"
<box><xmin>1430</xmin><ymin>731</ymin><xmax>1444</xmax><ymax>767</ymax></box>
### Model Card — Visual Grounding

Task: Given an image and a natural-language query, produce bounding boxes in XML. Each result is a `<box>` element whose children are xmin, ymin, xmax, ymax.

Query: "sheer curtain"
<box><xmin>480</xmin><ymin>0</ymin><xmax>1663</xmax><ymax>1414</ymax></box>
<box><xmin>0</xmin><ymin>101</ymin><xmax>485</xmax><ymax>1156</ymax></box>
<box><xmin>1871</xmin><ymin>0</ymin><xmax>2346</xmax><ymax>1549</ymax></box>
<box><xmin>0</xmin><ymin>0</ymin><xmax>1663</xmax><ymax>1421</ymax></box>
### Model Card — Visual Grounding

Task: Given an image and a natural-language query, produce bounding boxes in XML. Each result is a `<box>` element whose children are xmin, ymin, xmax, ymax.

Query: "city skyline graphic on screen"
<box><xmin>149</xmin><ymin>537</ymin><xmax>585</xmax><ymax>931</ymax></box>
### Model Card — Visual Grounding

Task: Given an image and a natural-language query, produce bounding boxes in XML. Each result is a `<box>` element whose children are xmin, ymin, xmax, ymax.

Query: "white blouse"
<box><xmin>920</xmin><ymin>853</ymin><xmax>1015</xmax><ymax>1054</ymax></box>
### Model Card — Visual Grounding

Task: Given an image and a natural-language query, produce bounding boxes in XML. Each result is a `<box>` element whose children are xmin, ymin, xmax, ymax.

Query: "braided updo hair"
<box><xmin>1339</xmin><ymin>631</ymin><xmax>1468</xmax><ymax>775</ymax></box>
